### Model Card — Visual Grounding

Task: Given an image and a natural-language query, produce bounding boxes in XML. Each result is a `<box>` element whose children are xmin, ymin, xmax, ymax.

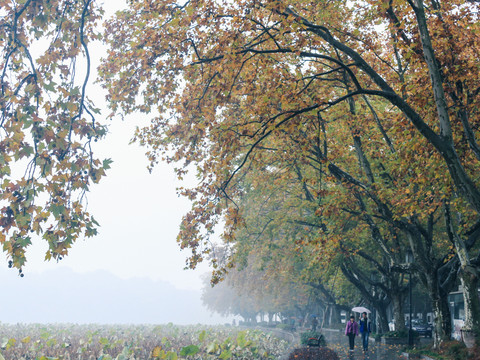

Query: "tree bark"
<box><xmin>329</xmin><ymin>305</ymin><xmax>342</xmax><ymax>326</ymax></box>
<box><xmin>425</xmin><ymin>271</ymin><xmax>451</xmax><ymax>347</ymax></box>
<box><xmin>391</xmin><ymin>291</ymin><xmax>406</xmax><ymax>332</ymax></box>
<box><xmin>459</xmin><ymin>268</ymin><xmax>480</xmax><ymax>335</ymax></box>
<box><xmin>376</xmin><ymin>304</ymin><xmax>390</xmax><ymax>334</ymax></box>
<box><xmin>445</xmin><ymin>204</ymin><xmax>480</xmax><ymax>339</ymax></box>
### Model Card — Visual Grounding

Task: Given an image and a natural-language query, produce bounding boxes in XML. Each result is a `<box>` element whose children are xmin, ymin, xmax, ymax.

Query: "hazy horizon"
<box><xmin>0</xmin><ymin>266</ymin><xmax>231</xmax><ymax>325</ymax></box>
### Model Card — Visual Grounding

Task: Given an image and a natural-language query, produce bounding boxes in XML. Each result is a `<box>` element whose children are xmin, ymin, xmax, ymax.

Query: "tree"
<box><xmin>224</xmin><ymin>158</ymin><xmax>360</xmax><ymax>327</ymax></box>
<box><xmin>201</xmin><ymin>274</ymin><xmax>259</xmax><ymax>322</ymax></box>
<box><xmin>201</xmin><ymin>250</ymin><xmax>311</xmax><ymax>323</ymax></box>
<box><xmin>101</xmin><ymin>0</ymin><xmax>480</xmax><ymax>344</ymax></box>
<box><xmin>0</xmin><ymin>0</ymin><xmax>110</xmax><ymax>271</ymax></box>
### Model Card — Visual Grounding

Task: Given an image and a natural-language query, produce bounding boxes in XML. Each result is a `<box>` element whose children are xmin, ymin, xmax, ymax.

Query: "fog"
<box><xmin>0</xmin><ymin>266</ymin><xmax>229</xmax><ymax>325</ymax></box>
<box><xmin>0</xmin><ymin>0</ymin><xmax>233</xmax><ymax>327</ymax></box>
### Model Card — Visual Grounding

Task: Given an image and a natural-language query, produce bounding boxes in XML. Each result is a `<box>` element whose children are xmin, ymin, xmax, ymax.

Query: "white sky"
<box><xmin>17</xmin><ymin>117</ymin><xmax>209</xmax><ymax>291</ymax></box>
<box><xmin>0</xmin><ymin>0</ymin><xmax>210</xmax><ymax>292</ymax></box>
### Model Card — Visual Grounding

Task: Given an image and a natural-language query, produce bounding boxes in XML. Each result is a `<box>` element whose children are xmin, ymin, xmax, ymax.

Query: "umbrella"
<box><xmin>352</xmin><ymin>306</ymin><xmax>371</xmax><ymax>314</ymax></box>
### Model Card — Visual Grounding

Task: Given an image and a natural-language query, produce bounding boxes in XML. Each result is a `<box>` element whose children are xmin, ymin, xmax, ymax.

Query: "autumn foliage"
<box><xmin>0</xmin><ymin>0</ymin><xmax>111</xmax><ymax>270</ymax></box>
<box><xmin>99</xmin><ymin>0</ymin><xmax>480</xmax><ymax>343</ymax></box>
<box><xmin>2</xmin><ymin>0</ymin><xmax>480</xmax><ymax>347</ymax></box>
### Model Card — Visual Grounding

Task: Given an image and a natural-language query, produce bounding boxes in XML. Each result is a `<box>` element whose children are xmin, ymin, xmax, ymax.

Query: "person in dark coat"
<box><xmin>359</xmin><ymin>312</ymin><xmax>372</xmax><ymax>351</ymax></box>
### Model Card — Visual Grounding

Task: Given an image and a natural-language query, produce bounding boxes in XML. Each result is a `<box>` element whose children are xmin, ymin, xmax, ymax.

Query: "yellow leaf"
<box><xmin>152</xmin><ymin>346</ymin><xmax>162</xmax><ymax>358</ymax></box>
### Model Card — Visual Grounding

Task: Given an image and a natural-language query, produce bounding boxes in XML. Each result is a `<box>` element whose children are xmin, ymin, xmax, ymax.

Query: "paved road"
<box><xmin>322</xmin><ymin>329</ymin><xmax>405</xmax><ymax>360</ymax></box>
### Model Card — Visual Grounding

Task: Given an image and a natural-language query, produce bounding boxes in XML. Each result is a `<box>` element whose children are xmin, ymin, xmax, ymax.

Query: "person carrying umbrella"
<box><xmin>359</xmin><ymin>312</ymin><xmax>372</xmax><ymax>352</ymax></box>
<box><xmin>345</xmin><ymin>315</ymin><xmax>359</xmax><ymax>352</ymax></box>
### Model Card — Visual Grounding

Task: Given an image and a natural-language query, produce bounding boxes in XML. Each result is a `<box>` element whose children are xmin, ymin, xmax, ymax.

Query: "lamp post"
<box><xmin>406</xmin><ymin>249</ymin><xmax>414</xmax><ymax>346</ymax></box>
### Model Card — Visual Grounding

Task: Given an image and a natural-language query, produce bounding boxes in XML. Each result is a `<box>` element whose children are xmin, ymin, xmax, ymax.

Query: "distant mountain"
<box><xmin>0</xmin><ymin>267</ymin><xmax>228</xmax><ymax>325</ymax></box>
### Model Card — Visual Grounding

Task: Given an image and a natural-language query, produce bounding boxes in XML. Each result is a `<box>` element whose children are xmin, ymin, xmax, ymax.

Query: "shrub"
<box><xmin>407</xmin><ymin>341</ymin><xmax>477</xmax><ymax>360</ymax></box>
<box><xmin>276</xmin><ymin>324</ymin><xmax>294</xmax><ymax>331</ymax></box>
<box><xmin>440</xmin><ymin>340</ymin><xmax>470</xmax><ymax>360</ymax></box>
<box><xmin>382</xmin><ymin>329</ymin><xmax>418</xmax><ymax>338</ymax></box>
<box><xmin>288</xmin><ymin>347</ymin><xmax>339</xmax><ymax>360</ymax></box>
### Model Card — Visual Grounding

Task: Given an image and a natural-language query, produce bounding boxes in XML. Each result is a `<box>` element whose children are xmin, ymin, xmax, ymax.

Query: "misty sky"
<box><xmin>3</xmin><ymin>0</ymin><xmax>209</xmax><ymax>291</ymax></box>
<box><xmin>0</xmin><ymin>267</ymin><xmax>227</xmax><ymax>325</ymax></box>
<box><xmin>0</xmin><ymin>1</ymin><xmax>224</xmax><ymax>324</ymax></box>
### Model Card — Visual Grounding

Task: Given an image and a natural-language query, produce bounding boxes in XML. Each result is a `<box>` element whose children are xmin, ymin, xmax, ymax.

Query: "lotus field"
<box><xmin>0</xmin><ymin>324</ymin><xmax>291</xmax><ymax>360</ymax></box>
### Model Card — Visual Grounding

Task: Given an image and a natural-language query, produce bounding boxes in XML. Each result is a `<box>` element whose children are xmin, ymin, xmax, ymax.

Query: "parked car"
<box><xmin>411</xmin><ymin>320</ymin><xmax>433</xmax><ymax>337</ymax></box>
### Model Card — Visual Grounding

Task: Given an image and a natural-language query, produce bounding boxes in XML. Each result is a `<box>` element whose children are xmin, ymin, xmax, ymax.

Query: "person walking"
<box><xmin>359</xmin><ymin>312</ymin><xmax>372</xmax><ymax>351</ymax></box>
<box><xmin>345</xmin><ymin>315</ymin><xmax>359</xmax><ymax>352</ymax></box>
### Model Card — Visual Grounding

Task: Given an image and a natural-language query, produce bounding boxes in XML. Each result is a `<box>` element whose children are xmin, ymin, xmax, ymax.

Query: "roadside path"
<box><xmin>322</xmin><ymin>329</ymin><xmax>405</xmax><ymax>360</ymax></box>
<box><xmin>258</xmin><ymin>325</ymin><xmax>408</xmax><ymax>359</ymax></box>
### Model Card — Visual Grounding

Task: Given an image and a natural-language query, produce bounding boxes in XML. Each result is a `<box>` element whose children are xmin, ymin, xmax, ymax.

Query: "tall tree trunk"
<box><xmin>412</xmin><ymin>250</ymin><xmax>458</xmax><ymax>348</ymax></box>
<box><xmin>376</xmin><ymin>304</ymin><xmax>389</xmax><ymax>334</ymax></box>
<box><xmin>431</xmin><ymin>296</ymin><xmax>449</xmax><ymax>347</ymax></box>
<box><xmin>321</xmin><ymin>306</ymin><xmax>328</xmax><ymax>328</ymax></box>
<box><xmin>445</xmin><ymin>204</ymin><xmax>480</xmax><ymax>341</ymax></box>
<box><xmin>426</xmin><ymin>273</ymin><xmax>451</xmax><ymax>348</ymax></box>
<box><xmin>460</xmin><ymin>268</ymin><xmax>480</xmax><ymax>335</ymax></box>
<box><xmin>438</xmin><ymin>287</ymin><xmax>452</xmax><ymax>340</ymax></box>
<box><xmin>391</xmin><ymin>292</ymin><xmax>406</xmax><ymax>332</ymax></box>
<box><xmin>329</xmin><ymin>305</ymin><xmax>341</xmax><ymax>326</ymax></box>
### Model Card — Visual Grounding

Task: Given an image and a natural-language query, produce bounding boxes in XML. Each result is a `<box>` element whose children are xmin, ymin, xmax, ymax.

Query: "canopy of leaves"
<box><xmin>0</xmin><ymin>0</ymin><xmax>111</xmax><ymax>269</ymax></box>
<box><xmin>101</xmin><ymin>0</ymin><xmax>480</xmax><ymax>281</ymax></box>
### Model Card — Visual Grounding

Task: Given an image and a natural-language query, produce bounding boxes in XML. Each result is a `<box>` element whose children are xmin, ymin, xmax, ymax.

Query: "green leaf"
<box><xmin>18</xmin><ymin>145</ymin><xmax>34</xmax><ymax>159</ymax></box>
<box><xmin>103</xmin><ymin>158</ymin><xmax>113</xmax><ymax>170</ymax></box>
<box><xmin>0</xmin><ymin>165</ymin><xmax>11</xmax><ymax>176</ymax></box>
<box><xmin>90</xmin><ymin>106</ymin><xmax>102</xmax><ymax>114</ymax></box>
<box><xmin>179</xmin><ymin>345</ymin><xmax>199</xmax><ymax>356</ymax></box>
<box><xmin>16</xmin><ymin>214</ymin><xmax>31</xmax><ymax>228</ymax></box>
<box><xmin>2</xmin><ymin>338</ymin><xmax>17</xmax><ymax>350</ymax></box>
<box><xmin>198</xmin><ymin>330</ymin><xmax>206</xmax><ymax>342</ymax></box>
<box><xmin>206</xmin><ymin>342</ymin><xmax>218</xmax><ymax>354</ymax></box>
<box><xmin>165</xmin><ymin>352</ymin><xmax>178</xmax><ymax>360</ymax></box>
<box><xmin>44</xmin><ymin>82</ymin><xmax>57</xmax><ymax>92</ymax></box>
<box><xmin>236</xmin><ymin>331</ymin><xmax>246</xmax><ymax>348</ymax></box>
<box><xmin>50</xmin><ymin>204</ymin><xmax>66</xmax><ymax>217</ymax></box>
<box><xmin>219</xmin><ymin>350</ymin><xmax>232</xmax><ymax>359</ymax></box>
<box><xmin>46</xmin><ymin>338</ymin><xmax>56</xmax><ymax>347</ymax></box>
<box><xmin>70</xmin><ymin>86</ymin><xmax>80</xmax><ymax>96</ymax></box>
<box><xmin>15</xmin><ymin>236</ymin><xmax>32</xmax><ymax>247</ymax></box>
